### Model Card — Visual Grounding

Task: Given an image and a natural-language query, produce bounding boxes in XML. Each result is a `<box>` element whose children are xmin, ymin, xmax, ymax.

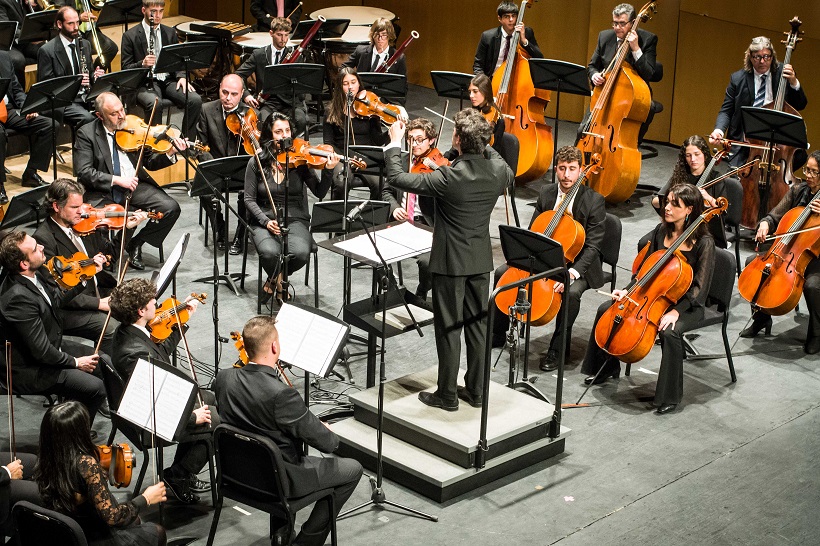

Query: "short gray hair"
<box><xmin>612</xmin><ymin>3</ymin><xmax>635</xmax><ymax>20</ymax></box>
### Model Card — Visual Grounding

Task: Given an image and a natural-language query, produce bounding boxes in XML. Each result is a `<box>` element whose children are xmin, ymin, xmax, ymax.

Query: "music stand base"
<box><xmin>339</xmin><ymin>477</ymin><xmax>438</xmax><ymax>522</ymax></box>
<box><xmin>193</xmin><ymin>272</ymin><xmax>246</xmax><ymax>296</ymax></box>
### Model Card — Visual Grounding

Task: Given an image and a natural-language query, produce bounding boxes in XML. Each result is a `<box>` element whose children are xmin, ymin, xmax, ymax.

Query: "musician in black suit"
<box><xmin>0</xmin><ymin>50</ymin><xmax>53</xmax><ymax>194</ymax></box>
<box><xmin>74</xmin><ymin>91</ymin><xmax>185</xmax><ymax>270</ymax></box>
<box><xmin>250</xmin><ymin>0</ymin><xmax>302</xmax><ymax>32</ymax></box>
<box><xmin>473</xmin><ymin>1</ymin><xmax>542</xmax><ymax>77</ymax></box>
<box><xmin>37</xmin><ymin>7</ymin><xmax>103</xmax><ymax>129</ymax></box>
<box><xmin>708</xmin><ymin>35</ymin><xmax>808</xmax><ymax>165</ymax></box>
<box><xmin>120</xmin><ymin>0</ymin><xmax>202</xmax><ymax>138</ymax></box>
<box><xmin>109</xmin><ymin>278</ymin><xmax>218</xmax><ymax>504</ymax></box>
<box><xmin>52</xmin><ymin>0</ymin><xmax>119</xmax><ymax>67</ymax></box>
<box><xmin>491</xmin><ymin>146</ymin><xmax>606</xmax><ymax>371</ymax></box>
<box><xmin>237</xmin><ymin>17</ymin><xmax>308</xmax><ymax>139</ymax></box>
<box><xmin>197</xmin><ymin>74</ymin><xmax>250</xmax><ymax>254</ymax></box>
<box><xmin>0</xmin><ymin>452</ymin><xmax>39</xmax><ymax>538</ymax></box>
<box><xmin>214</xmin><ymin>315</ymin><xmax>362</xmax><ymax>546</ymax></box>
<box><xmin>342</xmin><ymin>17</ymin><xmax>407</xmax><ymax>76</ymax></box>
<box><xmin>0</xmin><ymin>231</ymin><xmax>107</xmax><ymax>422</ymax></box>
<box><xmin>586</xmin><ymin>3</ymin><xmax>658</xmax><ymax>142</ymax></box>
<box><xmin>386</xmin><ymin>109</ymin><xmax>513</xmax><ymax>411</ymax></box>
<box><xmin>0</xmin><ymin>0</ymin><xmax>42</xmax><ymax>86</ymax></box>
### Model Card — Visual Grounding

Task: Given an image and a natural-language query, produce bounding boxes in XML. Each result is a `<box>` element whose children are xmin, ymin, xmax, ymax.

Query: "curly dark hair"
<box><xmin>454</xmin><ymin>108</ymin><xmax>492</xmax><ymax>154</ymax></box>
<box><xmin>663</xmin><ymin>183</ymin><xmax>707</xmax><ymax>245</ymax></box>
<box><xmin>554</xmin><ymin>146</ymin><xmax>582</xmax><ymax>166</ymax></box>
<box><xmin>109</xmin><ymin>278</ymin><xmax>157</xmax><ymax>325</ymax></box>
<box><xmin>0</xmin><ymin>229</ymin><xmax>27</xmax><ymax>273</ymax></box>
<box><xmin>669</xmin><ymin>135</ymin><xmax>711</xmax><ymax>188</ymax></box>
<box><xmin>406</xmin><ymin>118</ymin><xmax>437</xmax><ymax>142</ymax></box>
<box><xmin>242</xmin><ymin>315</ymin><xmax>279</xmax><ymax>362</ymax></box>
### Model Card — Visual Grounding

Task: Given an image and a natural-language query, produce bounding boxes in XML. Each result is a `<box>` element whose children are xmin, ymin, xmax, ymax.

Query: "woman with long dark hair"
<box><xmin>468</xmin><ymin>73</ymin><xmax>505</xmax><ymax>152</ymax></box>
<box><xmin>34</xmin><ymin>401</ymin><xmax>167</xmax><ymax>545</ymax></box>
<box><xmin>581</xmin><ymin>183</ymin><xmax>716</xmax><ymax>415</ymax></box>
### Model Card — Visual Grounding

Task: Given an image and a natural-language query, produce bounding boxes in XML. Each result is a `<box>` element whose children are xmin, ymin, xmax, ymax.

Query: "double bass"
<box><xmin>492</xmin><ymin>0</ymin><xmax>552</xmax><ymax>182</ymax></box>
<box><xmin>578</xmin><ymin>1</ymin><xmax>656</xmax><ymax>204</ymax></box>
<box><xmin>739</xmin><ymin>17</ymin><xmax>806</xmax><ymax>230</ymax></box>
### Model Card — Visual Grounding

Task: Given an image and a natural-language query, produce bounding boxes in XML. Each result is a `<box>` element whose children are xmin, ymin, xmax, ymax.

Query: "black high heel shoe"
<box><xmin>584</xmin><ymin>365</ymin><xmax>620</xmax><ymax>385</ymax></box>
<box><xmin>739</xmin><ymin>314</ymin><xmax>773</xmax><ymax>338</ymax></box>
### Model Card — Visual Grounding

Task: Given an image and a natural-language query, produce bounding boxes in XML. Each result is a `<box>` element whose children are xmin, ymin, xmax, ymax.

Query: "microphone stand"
<box><xmin>341</xmin><ymin>90</ymin><xmax>354</xmax><ymax>306</ymax></box>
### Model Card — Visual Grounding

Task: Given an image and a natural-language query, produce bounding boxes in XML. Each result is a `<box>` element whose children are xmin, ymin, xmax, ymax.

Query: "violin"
<box><xmin>495</xmin><ymin>156</ymin><xmax>600</xmax><ymax>324</ymax></box>
<box><xmin>226</xmin><ymin>108</ymin><xmax>264</xmax><ymax>157</ymax></box>
<box><xmin>352</xmin><ymin>90</ymin><xmax>403</xmax><ymax>125</ymax></box>
<box><xmin>411</xmin><ymin>148</ymin><xmax>450</xmax><ymax>174</ymax></box>
<box><xmin>72</xmin><ymin>203</ymin><xmax>163</xmax><ymax>235</ymax></box>
<box><xmin>738</xmin><ymin>187</ymin><xmax>820</xmax><ymax>315</ymax></box>
<box><xmin>115</xmin><ymin>114</ymin><xmax>209</xmax><ymax>154</ymax></box>
<box><xmin>46</xmin><ymin>252</ymin><xmax>111</xmax><ymax>289</ymax></box>
<box><xmin>596</xmin><ymin>198</ymin><xmax>728</xmax><ymax>364</ymax></box>
<box><xmin>97</xmin><ymin>443</ymin><xmax>134</xmax><ymax>488</ymax></box>
<box><xmin>276</xmin><ymin>138</ymin><xmax>367</xmax><ymax>170</ymax></box>
<box><xmin>231</xmin><ymin>331</ymin><xmax>249</xmax><ymax>368</ymax></box>
<box><xmin>147</xmin><ymin>293</ymin><xmax>207</xmax><ymax>343</ymax></box>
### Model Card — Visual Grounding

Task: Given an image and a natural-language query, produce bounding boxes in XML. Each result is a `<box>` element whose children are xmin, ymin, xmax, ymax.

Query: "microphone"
<box><xmin>346</xmin><ymin>200</ymin><xmax>370</xmax><ymax>223</ymax></box>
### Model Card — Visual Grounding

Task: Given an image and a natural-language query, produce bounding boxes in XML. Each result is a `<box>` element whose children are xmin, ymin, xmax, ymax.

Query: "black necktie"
<box><xmin>69</xmin><ymin>42</ymin><xmax>80</xmax><ymax>75</ymax></box>
<box><xmin>274</xmin><ymin>50</ymin><xmax>281</xmax><ymax>65</ymax></box>
<box><xmin>371</xmin><ymin>53</ymin><xmax>381</xmax><ymax>72</ymax></box>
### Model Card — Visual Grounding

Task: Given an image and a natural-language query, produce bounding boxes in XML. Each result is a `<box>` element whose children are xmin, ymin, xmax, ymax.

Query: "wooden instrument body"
<box><xmin>580</xmin><ymin>62</ymin><xmax>651</xmax><ymax>203</ymax></box>
<box><xmin>411</xmin><ymin>148</ymin><xmax>450</xmax><ymax>174</ymax></box>
<box><xmin>738</xmin><ymin>205</ymin><xmax>820</xmax><ymax>315</ymax></box>
<box><xmin>595</xmin><ymin>249</ymin><xmax>692</xmax><ymax>364</ymax></box>
<box><xmin>46</xmin><ymin>252</ymin><xmax>97</xmax><ymax>289</ymax></box>
<box><xmin>147</xmin><ymin>294</ymin><xmax>206</xmax><ymax>343</ymax></box>
<box><xmin>493</xmin><ymin>44</ymin><xmax>553</xmax><ymax>182</ymax></box>
<box><xmin>72</xmin><ymin>203</ymin><xmax>162</xmax><ymax>234</ymax></box>
<box><xmin>226</xmin><ymin>108</ymin><xmax>262</xmax><ymax>156</ymax></box>
<box><xmin>352</xmin><ymin>90</ymin><xmax>402</xmax><ymax>125</ymax></box>
<box><xmin>97</xmin><ymin>443</ymin><xmax>135</xmax><ymax>488</ymax></box>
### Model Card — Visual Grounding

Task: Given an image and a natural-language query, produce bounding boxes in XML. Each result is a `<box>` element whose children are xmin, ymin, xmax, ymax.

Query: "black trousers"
<box><xmin>136</xmin><ymin>79</ymin><xmax>203</xmax><ymax>138</ymax></box>
<box><xmin>748</xmin><ymin>256</ymin><xmax>820</xmax><ymax>341</ymax></box>
<box><xmin>251</xmin><ymin>220</ymin><xmax>312</xmax><ymax>277</ymax></box>
<box><xmin>431</xmin><ymin>272</ymin><xmax>490</xmax><ymax>403</ymax></box>
<box><xmin>326</xmin><ymin>162</ymin><xmax>382</xmax><ymax>201</ymax></box>
<box><xmin>0</xmin><ymin>452</ymin><xmax>39</xmax><ymax>538</ymax></box>
<box><xmin>0</xmin><ymin>110</ymin><xmax>53</xmax><ymax>181</ymax></box>
<box><xmin>170</xmin><ymin>390</ymin><xmax>220</xmax><ymax>476</ymax></box>
<box><xmin>92</xmin><ymin>181</ymin><xmax>180</xmax><ymax>250</ymax></box>
<box><xmin>8</xmin><ymin>42</ymin><xmax>40</xmax><ymax>85</ymax></box>
<box><xmin>47</xmin><ymin>339</ymin><xmax>108</xmax><ymax>423</ymax></box>
<box><xmin>62</xmin><ymin>309</ymin><xmax>118</xmax><ymax>356</ymax></box>
<box><xmin>58</xmin><ymin>101</ymin><xmax>96</xmax><ymax>129</ymax></box>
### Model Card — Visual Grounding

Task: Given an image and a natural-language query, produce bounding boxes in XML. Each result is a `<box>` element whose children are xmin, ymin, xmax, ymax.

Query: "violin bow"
<box><xmin>763</xmin><ymin>224</ymin><xmax>820</xmax><ymax>242</ymax></box>
<box><xmin>171</xmin><ymin>296</ymin><xmax>208</xmax><ymax>426</ymax></box>
<box><xmin>5</xmin><ymin>341</ymin><xmax>15</xmax><ymax>461</ymax></box>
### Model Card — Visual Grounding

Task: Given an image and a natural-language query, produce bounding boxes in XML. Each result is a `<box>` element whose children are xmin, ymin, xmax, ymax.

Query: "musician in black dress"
<box><xmin>581</xmin><ymin>183</ymin><xmax>715</xmax><ymax>415</ymax></box>
<box><xmin>245</xmin><ymin>112</ymin><xmax>336</xmax><ymax>302</ymax></box>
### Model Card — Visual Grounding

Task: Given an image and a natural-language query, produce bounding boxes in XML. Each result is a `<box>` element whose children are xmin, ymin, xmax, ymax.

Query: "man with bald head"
<box><xmin>73</xmin><ymin>91</ymin><xmax>186</xmax><ymax>270</ymax></box>
<box><xmin>197</xmin><ymin>73</ymin><xmax>253</xmax><ymax>253</ymax></box>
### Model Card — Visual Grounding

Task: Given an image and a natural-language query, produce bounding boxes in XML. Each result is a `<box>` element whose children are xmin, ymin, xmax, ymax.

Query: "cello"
<box><xmin>738</xmin><ymin>17</ymin><xmax>806</xmax><ymax>230</ymax></box>
<box><xmin>578</xmin><ymin>1</ymin><xmax>656</xmax><ymax>204</ymax></box>
<box><xmin>596</xmin><ymin>198</ymin><xmax>728</xmax><ymax>363</ymax></box>
<box><xmin>491</xmin><ymin>0</ymin><xmax>552</xmax><ymax>182</ymax></box>
<box><xmin>495</xmin><ymin>156</ymin><xmax>601</xmax><ymax>325</ymax></box>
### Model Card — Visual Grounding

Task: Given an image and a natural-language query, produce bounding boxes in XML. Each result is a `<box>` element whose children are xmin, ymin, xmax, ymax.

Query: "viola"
<box><xmin>352</xmin><ymin>90</ymin><xmax>403</xmax><ymax>125</ymax></box>
<box><xmin>410</xmin><ymin>148</ymin><xmax>450</xmax><ymax>174</ymax></box>
<box><xmin>147</xmin><ymin>293</ymin><xmax>207</xmax><ymax>343</ymax></box>
<box><xmin>230</xmin><ymin>331</ymin><xmax>249</xmax><ymax>368</ymax></box>
<box><xmin>596</xmin><ymin>198</ymin><xmax>728</xmax><ymax>363</ymax></box>
<box><xmin>97</xmin><ymin>443</ymin><xmax>134</xmax><ymax>488</ymax></box>
<box><xmin>738</xmin><ymin>187</ymin><xmax>820</xmax><ymax>315</ymax></box>
<box><xmin>495</xmin><ymin>156</ymin><xmax>600</xmax><ymax>324</ymax></box>
<box><xmin>277</xmin><ymin>138</ymin><xmax>367</xmax><ymax>170</ymax></box>
<box><xmin>578</xmin><ymin>1</ymin><xmax>656</xmax><ymax>204</ymax></box>
<box><xmin>226</xmin><ymin>108</ymin><xmax>264</xmax><ymax>157</ymax></box>
<box><xmin>72</xmin><ymin>203</ymin><xmax>163</xmax><ymax>235</ymax></box>
<box><xmin>492</xmin><ymin>0</ymin><xmax>553</xmax><ymax>183</ymax></box>
<box><xmin>46</xmin><ymin>252</ymin><xmax>111</xmax><ymax>289</ymax></box>
<box><xmin>115</xmin><ymin>114</ymin><xmax>209</xmax><ymax>154</ymax></box>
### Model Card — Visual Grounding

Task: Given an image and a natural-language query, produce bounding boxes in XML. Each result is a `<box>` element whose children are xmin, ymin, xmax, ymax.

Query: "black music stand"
<box><xmin>190</xmin><ymin>156</ymin><xmax>249</xmax><ymax>296</ymax></box>
<box><xmin>263</xmin><ymin>62</ymin><xmax>324</xmax><ymax>135</ymax></box>
<box><xmin>430</xmin><ymin>71</ymin><xmax>473</xmax><ymax>110</ymax></box>
<box><xmin>290</xmin><ymin>19</ymin><xmax>327</xmax><ymax>41</ymax></box>
<box><xmin>0</xmin><ymin>21</ymin><xmax>17</xmax><ymax>51</ymax></box>
<box><xmin>358</xmin><ymin>72</ymin><xmax>407</xmax><ymax>104</ymax></box>
<box><xmin>741</xmin><ymin>106</ymin><xmax>808</xmax><ymax>223</ymax></box>
<box><xmin>95</xmin><ymin>0</ymin><xmax>143</xmax><ymax>31</ymax></box>
<box><xmin>87</xmin><ymin>68</ymin><xmax>150</xmax><ymax>104</ymax></box>
<box><xmin>21</xmin><ymin>75</ymin><xmax>83</xmax><ymax>182</ymax></box>
<box><xmin>0</xmin><ymin>186</ymin><xmax>48</xmax><ymax>230</ymax></box>
<box><xmin>313</xmin><ymin>18</ymin><xmax>349</xmax><ymax>41</ymax></box>
<box><xmin>529</xmin><ymin>59</ymin><xmax>591</xmax><ymax>184</ymax></box>
<box><xmin>19</xmin><ymin>11</ymin><xmax>57</xmax><ymax>43</ymax></box>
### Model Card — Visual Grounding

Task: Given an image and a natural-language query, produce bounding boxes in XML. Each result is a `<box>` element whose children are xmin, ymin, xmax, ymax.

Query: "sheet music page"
<box><xmin>155</xmin><ymin>233</ymin><xmax>188</xmax><ymax>298</ymax></box>
<box><xmin>152</xmin><ymin>372</ymin><xmax>198</xmax><ymax>441</ymax></box>
<box><xmin>277</xmin><ymin>304</ymin><xmax>348</xmax><ymax>376</ymax></box>
<box><xmin>334</xmin><ymin>223</ymin><xmax>431</xmax><ymax>264</ymax></box>
<box><xmin>376</xmin><ymin>222</ymin><xmax>433</xmax><ymax>254</ymax></box>
<box><xmin>117</xmin><ymin>359</ymin><xmax>159</xmax><ymax>429</ymax></box>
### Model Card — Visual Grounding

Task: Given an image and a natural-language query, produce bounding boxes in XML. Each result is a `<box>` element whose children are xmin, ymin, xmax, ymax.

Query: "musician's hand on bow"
<box><xmin>193</xmin><ymin>405</ymin><xmax>211</xmax><ymax>425</ymax></box>
<box><xmin>326</xmin><ymin>152</ymin><xmax>340</xmax><ymax>169</ymax></box>
<box><xmin>612</xmin><ymin>289</ymin><xmax>628</xmax><ymax>301</ymax></box>
<box><xmin>659</xmin><ymin>309</ymin><xmax>679</xmax><ymax>331</ymax></box>
<box><xmin>77</xmin><ymin>354</ymin><xmax>99</xmax><ymax>373</ymax></box>
<box><xmin>113</xmin><ymin>175</ymin><xmax>139</xmax><ymax>192</ymax></box>
<box><xmin>92</xmin><ymin>252</ymin><xmax>107</xmax><ymax>273</ymax></box>
<box><xmin>266</xmin><ymin>220</ymin><xmax>281</xmax><ymax>235</ymax></box>
<box><xmin>143</xmin><ymin>482</ymin><xmax>167</xmax><ymax>506</ymax></box>
<box><xmin>142</xmin><ymin>54</ymin><xmax>157</xmax><ymax>68</ymax></box>
<box><xmin>97</xmin><ymin>296</ymin><xmax>110</xmax><ymax>312</ymax></box>
<box><xmin>6</xmin><ymin>459</ymin><xmax>23</xmax><ymax>480</ymax></box>
<box><xmin>699</xmin><ymin>188</ymin><xmax>717</xmax><ymax>208</ymax></box>
<box><xmin>782</xmin><ymin>63</ymin><xmax>798</xmax><ymax>87</ymax></box>
<box><xmin>591</xmin><ymin>72</ymin><xmax>605</xmax><ymax>87</ymax></box>
<box><xmin>626</xmin><ymin>30</ymin><xmax>640</xmax><ymax>52</ymax></box>
<box><xmin>755</xmin><ymin>221</ymin><xmax>770</xmax><ymax>243</ymax></box>
<box><xmin>244</xmin><ymin>95</ymin><xmax>260</xmax><ymax>108</ymax></box>
<box><xmin>25</xmin><ymin>113</ymin><xmax>38</xmax><ymax>121</ymax></box>
<box><xmin>125</xmin><ymin>210</ymin><xmax>149</xmax><ymax>229</ymax></box>
<box><xmin>389</xmin><ymin>119</ymin><xmax>406</xmax><ymax>146</ymax></box>
<box><xmin>393</xmin><ymin>208</ymin><xmax>408</xmax><ymax>221</ymax></box>
<box><xmin>708</xmin><ymin>129</ymin><xmax>724</xmax><ymax>146</ymax></box>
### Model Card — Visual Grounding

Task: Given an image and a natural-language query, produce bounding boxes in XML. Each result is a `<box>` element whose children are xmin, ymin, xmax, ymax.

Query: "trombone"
<box><xmin>77</xmin><ymin>0</ymin><xmax>107</xmax><ymax>69</ymax></box>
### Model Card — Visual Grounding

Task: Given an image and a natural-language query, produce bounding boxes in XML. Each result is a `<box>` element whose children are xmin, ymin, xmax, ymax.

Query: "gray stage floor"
<box><xmin>4</xmin><ymin>83</ymin><xmax>819</xmax><ymax>545</ymax></box>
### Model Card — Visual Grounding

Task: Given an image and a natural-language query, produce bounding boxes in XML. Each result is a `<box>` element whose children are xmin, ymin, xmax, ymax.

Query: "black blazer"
<box><xmin>714</xmin><ymin>65</ymin><xmax>808</xmax><ymax>141</ymax></box>
<box><xmin>73</xmin><ymin>118</ymin><xmax>173</xmax><ymax>204</ymax></box>
<box><xmin>234</xmin><ymin>44</ymin><xmax>305</xmax><ymax>107</ymax></box>
<box><xmin>0</xmin><ymin>50</ymin><xmax>27</xmax><ymax>110</ymax></box>
<box><xmin>342</xmin><ymin>44</ymin><xmax>406</xmax><ymax>76</ymax></box>
<box><xmin>111</xmin><ymin>323</ymin><xmax>180</xmax><ymax>383</ymax></box>
<box><xmin>37</xmin><ymin>35</ymin><xmax>96</xmax><ymax>86</ymax></box>
<box><xmin>196</xmin><ymin>99</ymin><xmax>249</xmax><ymax>160</ymax></box>
<box><xmin>250</xmin><ymin>0</ymin><xmax>302</xmax><ymax>31</ymax></box>
<box><xmin>214</xmin><ymin>364</ymin><xmax>339</xmax><ymax>496</ymax></box>
<box><xmin>0</xmin><ymin>271</ymin><xmax>83</xmax><ymax>393</ymax></box>
<box><xmin>473</xmin><ymin>26</ymin><xmax>542</xmax><ymax>76</ymax></box>
<box><xmin>587</xmin><ymin>28</ymin><xmax>658</xmax><ymax>84</ymax></box>
<box><xmin>32</xmin><ymin>218</ymin><xmax>117</xmax><ymax>310</ymax></box>
<box><xmin>386</xmin><ymin>145</ymin><xmax>512</xmax><ymax>276</ymax></box>
<box><xmin>120</xmin><ymin>23</ymin><xmax>184</xmax><ymax>80</ymax></box>
<box><xmin>531</xmin><ymin>183</ymin><xmax>606</xmax><ymax>289</ymax></box>
<box><xmin>381</xmin><ymin>151</ymin><xmax>435</xmax><ymax>225</ymax></box>
<box><xmin>0</xmin><ymin>0</ymin><xmax>24</xmax><ymax>28</ymax></box>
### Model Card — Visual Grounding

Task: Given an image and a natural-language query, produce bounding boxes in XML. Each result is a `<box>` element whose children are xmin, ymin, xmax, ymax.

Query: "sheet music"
<box><xmin>334</xmin><ymin>223</ymin><xmax>433</xmax><ymax>264</ymax></box>
<box><xmin>155</xmin><ymin>233</ymin><xmax>189</xmax><ymax>298</ymax></box>
<box><xmin>276</xmin><ymin>304</ymin><xmax>349</xmax><ymax>377</ymax></box>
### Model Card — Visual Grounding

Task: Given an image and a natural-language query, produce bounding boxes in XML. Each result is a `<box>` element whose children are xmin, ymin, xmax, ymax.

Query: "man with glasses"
<box><xmin>473</xmin><ymin>1</ymin><xmax>542</xmax><ymax>77</ymax></box>
<box><xmin>342</xmin><ymin>17</ymin><xmax>406</xmax><ymax>76</ymax></box>
<box><xmin>709</xmin><ymin>35</ymin><xmax>807</xmax><ymax>166</ymax></box>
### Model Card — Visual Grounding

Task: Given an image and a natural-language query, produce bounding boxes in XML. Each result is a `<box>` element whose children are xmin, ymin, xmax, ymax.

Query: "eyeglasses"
<box><xmin>612</xmin><ymin>21</ymin><xmax>630</xmax><ymax>28</ymax></box>
<box><xmin>374</xmin><ymin>32</ymin><xmax>388</xmax><ymax>39</ymax></box>
<box><xmin>802</xmin><ymin>167</ymin><xmax>820</xmax><ymax>178</ymax></box>
<box><xmin>751</xmin><ymin>54</ymin><xmax>773</xmax><ymax>61</ymax></box>
<box><xmin>409</xmin><ymin>137</ymin><xmax>428</xmax><ymax>144</ymax></box>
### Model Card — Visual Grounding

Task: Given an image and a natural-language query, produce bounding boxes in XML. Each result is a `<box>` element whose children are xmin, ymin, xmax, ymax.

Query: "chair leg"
<box><xmin>722</xmin><ymin>316</ymin><xmax>737</xmax><ymax>382</ymax></box>
<box><xmin>328</xmin><ymin>496</ymin><xmax>337</xmax><ymax>546</ymax></box>
<box><xmin>207</xmin><ymin>442</ymin><xmax>218</xmax><ymax>506</ymax></box>
<box><xmin>257</xmin><ymin>259</ymin><xmax>263</xmax><ymax>315</ymax></box>
<box><xmin>625</xmin><ymin>363</ymin><xmax>631</xmax><ymax>377</ymax></box>
<box><xmin>106</xmin><ymin>426</ymin><xmax>117</xmax><ymax>445</ymax></box>
<box><xmin>205</xmin><ymin>495</ymin><xmax>224</xmax><ymax>546</ymax></box>
<box><xmin>734</xmin><ymin>231</ymin><xmax>742</xmax><ymax>277</ymax></box>
<box><xmin>131</xmin><ymin>452</ymin><xmax>150</xmax><ymax>500</ymax></box>
<box><xmin>509</xmin><ymin>181</ymin><xmax>521</xmax><ymax>227</ymax></box>
<box><xmin>313</xmin><ymin>250</ymin><xmax>319</xmax><ymax>307</ymax></box>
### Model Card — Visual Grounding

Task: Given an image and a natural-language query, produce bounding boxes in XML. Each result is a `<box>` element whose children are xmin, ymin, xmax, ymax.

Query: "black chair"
<box><xmin>13</xmin><ymin>500</ymin><xmax>88</xmax><ymax>546</ymax></box>
<box><xmin>207</xmin><ymin>423</ymin><xmax>337</xmax><ymax>546</ymax></box>
<box><xmin>600</xmin><ymin>213</ymin><xmax>622</xmax><ymax>291</ymax></box>
<box><xmin>496</xmin><ymin>132</ymin><xmax>521</xmax><ymax>227</ymax></box>
<box><xmin>721</xmin><ymin>177</ymin><xmax>744</xmax><ymax>276</ymax></box>
<box><xmin>639</xmin><ymin>61</ymin><xmax>664</xmax><ymax>156</ymax></box>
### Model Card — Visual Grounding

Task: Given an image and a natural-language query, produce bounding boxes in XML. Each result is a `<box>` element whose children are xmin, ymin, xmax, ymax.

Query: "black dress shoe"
<box><xmin>189</xmin><ymin>475</ymin><xmax>211</xmax><ymax>493</ymax></box>
<box><xmin>228</xmin><ymin>236</ymin><xmax>242</xmax><ymax>255</ymax></box>
<box><xmin>418</xmin><ymin>391</ymin><xmax>458</xmax><ymax>411</ymax></box>
<box><xmin>739</xmin><ymin>314</ymin><xmax>773</xmax><ymax>338</ymax></box>
<box><xmin>0</xmin><ymin>184</ymin><xmax>8</xmax><ymax>205</ymax></box>
<box><xmin>456</xmin><ymin>386</ymin><xmax>482</xmax><ymax>408</ymax></box>
<box><xmin>127</xmin><ymin>243</ymin><xmax>145</xmax><ymax>271</ymax></box>
<box><xmin>21</xmin><ymin>171</ymin><xmax>48</xmax><ymax>187</ymax></box>
<box><xmin>655</xmin><ymin>403</ymin><xmax>678</xmax><ymax>415</ymax></box>
<box><xmin>805</xmin><ymin>336</ymin><xmax>820</xmax><ymax>355</ymax></box>
<box><xmin>583</xmin><ymin>364</ymin><xmax>620</xmax><ymax>385</ymax></box>
<box><xmin>164</xmin><ymin>475</ymin><xmax>200</xmax><ymax>504</ymax></box>
<box><xmin>539</xmin><ymin>349</ymin><xmax>559</xmax><ymax>372</ymax></box>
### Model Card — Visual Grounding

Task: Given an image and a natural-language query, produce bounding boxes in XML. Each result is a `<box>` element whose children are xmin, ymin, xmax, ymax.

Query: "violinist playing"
<box><xmin>473</xmin><ymin>1</ymin><xmax>542</xmax><ymax>77</ymax></box>
<box><xmin>740</xmin><ymin>150</ymin><xmax>820</xmax><ymax>355</ymax></box>
<box><xmin>581</xmin><ymin>183</ymin><xmax>715</xmax><ymax>415</ymax></box>
<box><xmin>33</xmin><ymin>179</ymin><xmax>148</xmax><ymax>355</ymax></box>
<box><xmin>74</xmin><ymin>92</ymin><xmax>185</xmax><ymax>271</ymax></box>
<box><xmin>246</xmin><ymin>112</ymin><xmax>337</xmax><ymax>304</ymax></box>
<box><xmin>109</xmin><ymin>278</ymin><xmax>218</xmax><ymax>504</ymax></box>
<box><xmin>491</xmin><ymin>146</ymin><xmax>606</xmax><ymax>371</ymax></box>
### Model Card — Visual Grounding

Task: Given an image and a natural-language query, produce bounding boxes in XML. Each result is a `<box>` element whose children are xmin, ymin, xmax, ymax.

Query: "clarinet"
<box><xmin>79</xmin><ymin>43</ymin><xmax>90</xmax><ymax>99</ymax></box>
<box><xmin>147</xmin><ymin>14</ymin><xmax>156</xmax><ymax>80</ymax></box>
